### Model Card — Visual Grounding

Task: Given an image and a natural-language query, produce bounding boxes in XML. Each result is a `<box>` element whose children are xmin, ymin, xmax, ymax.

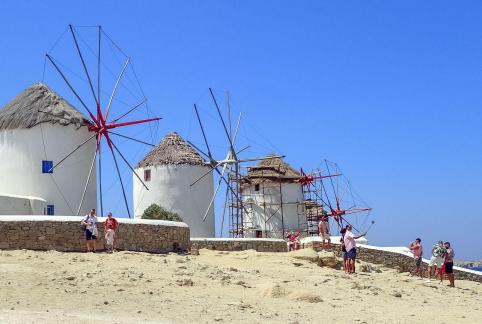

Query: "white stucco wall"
<box><xmin>242</xmin><ymin>182</ymin><xmax>304</xmax><ymax>238</ymax></box>
<box><xmin>0</xmin><ymin>124</ymin><xmax>96</xmax><ymax>216</ymax></box>
<box><xmin>133</xmin><ymin>165</ymin><xmax>215</xmax><ymax>237</ymax></box>
<box><xmin>0</xmin><ymin>193</ymin><xmax>47</xmax><ymax>215</ymax></box>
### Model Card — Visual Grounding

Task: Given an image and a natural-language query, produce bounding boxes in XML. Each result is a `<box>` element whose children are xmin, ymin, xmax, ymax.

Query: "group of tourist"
<box><xmin>340</xmin><ymin>224</ymin><xmax>367</xmax><ymax>274</ymax></box>
<box><xmin>409</xmin><ymin>238</ymin><xmax>456</xmax><ymax>287</ymax></box>
<box><xmin>80</xmin><ymin>209</ymin><xmax>119</xmax><ymax>253</ymax></box>
<box><xmin>318</xmin><ymin>215</ymin><xmax>367</xmax><ymax>274</ymax></box>
<box><xmin>316</xmin><ymin>217</ymin><xmax>457</xmax><ymax>285</ymax></box>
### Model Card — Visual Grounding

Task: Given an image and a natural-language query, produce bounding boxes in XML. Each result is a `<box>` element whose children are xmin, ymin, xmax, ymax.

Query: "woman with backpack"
<box><xmin>81</xmin><ymin>209</ymin><xmax>98</xmax><ymax>253</ymax></box>
<box><xmin>425</xmin><ymin>241</ymin><xmax>446</xmax><ymax>282</ymax></box>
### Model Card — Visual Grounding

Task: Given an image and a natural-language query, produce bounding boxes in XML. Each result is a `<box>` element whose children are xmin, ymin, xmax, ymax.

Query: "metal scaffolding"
<box><xmin>300</xmin><ymin>176</ymin><xmax>326</xmax><ymax>236</ymax></box>
<box><xmin>229</xmin><ymin>161</ymin><xmax>305</xmax><ymax>239</ymax></box>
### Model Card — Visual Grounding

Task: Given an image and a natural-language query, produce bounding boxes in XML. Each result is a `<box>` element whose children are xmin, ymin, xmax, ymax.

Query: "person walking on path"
<box><xmin>409</xmin><ymin>238</ymin><xmax>424</xmax><ymax>278</ymax></box>
<box><xmin>444</xmin><ymin>242</ymin><xmax>455</xmax><ymax>287</ymax></box>
<box><xmin>426</xmin><ymin>241</ymin><xmax>446</xmax><ymax>282</ymax></box>
<box><xmin>343</xmin><ymin>224</ymin><xmax>367</xmax><ymax>274</ymax></box>
<box><xmin>104</xmin><ymin>212</ymin><xmax>119</xmax><ymax>253</ymax></box>
<box><xmin>81</xmin><ymin>209</ymin><xmax>98</xmax><ymax>253</ymax></box>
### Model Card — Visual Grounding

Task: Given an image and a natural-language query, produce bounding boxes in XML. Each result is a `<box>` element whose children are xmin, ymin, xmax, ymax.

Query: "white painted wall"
<box><xmin>133</xmin><ymin>165</ymin><xmax>214</xmax><ymax>237</ymax></box>
<box><xmin>242</xmin><ymin>182</ymin><xmax>304</xmax><ymax>238</ymax></box>
<box><xmin>0</xmin><ymin>124</ymin><xmax>97</xmax><ymax>216</ymax></box>
<box><xmin>0</xmin><ymin>193</ymin><xmax>46</xmax><ymax>215</ymax></box>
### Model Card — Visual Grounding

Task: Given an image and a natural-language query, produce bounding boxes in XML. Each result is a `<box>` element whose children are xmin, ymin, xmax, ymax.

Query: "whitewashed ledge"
<box><xmin>0</xmin><ymin>215</ymin><xmax>188</xmax><ymax>228</ymax></box>
<box><xmin>192</xmin><ymin>237</ymin><xmax>285</xmax><ymax>242</ymax></box>
<box><xmin>191</xmin><ymin>237</ymin><xmax>287</xmax><ymax>252</ymax></box>
<box><xmin>357</xmin><ymin>244</ymin><xmax>482</xmax><ymax>278</ymax></box>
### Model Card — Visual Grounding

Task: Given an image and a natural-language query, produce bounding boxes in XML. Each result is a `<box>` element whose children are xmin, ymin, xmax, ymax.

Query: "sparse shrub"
<box><xmin>141</xmin><ymin>204</ymin><xmax>182</xmax><ymax>222</ymax></box>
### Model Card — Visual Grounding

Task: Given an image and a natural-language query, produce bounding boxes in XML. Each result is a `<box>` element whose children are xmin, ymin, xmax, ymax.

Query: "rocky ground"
<box><xmin>0</xmin><ymin>248</ymin><xmax>481</xmax><ymax>323</ymax></box>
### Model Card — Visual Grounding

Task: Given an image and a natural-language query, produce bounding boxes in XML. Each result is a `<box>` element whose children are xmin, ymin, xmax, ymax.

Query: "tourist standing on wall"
<box><xmin>343</xmin><ymin>224</ymin><xmax>366</xmax><ymax>274</ymax></box>
<box><xmin>104</xmin><ymin>212</ymin><xmax>119</xmax><ymax>253</ymax></box>
<box><xmin>318</xmin><ymin>214</ymin><xmax>331</xmax><ymax>247</ymax></box>
<box><xmin>444</xmin><ymin>242</ymin><xmax>455</xmax><ymax>287</ymax></box>
<box><xmin>409</xmin><ymin>238</ymin><xmax>424</xmax><ymax>278</ymax></box>
<box><xmin>81</xmin><ymin>209</ymin><xmax>98</xmax><ymax>253</ymax></box>
<box><xmin>426</xmin><ymin>241</ymin><xmax>446</xmax><ymax>282</ymax></box>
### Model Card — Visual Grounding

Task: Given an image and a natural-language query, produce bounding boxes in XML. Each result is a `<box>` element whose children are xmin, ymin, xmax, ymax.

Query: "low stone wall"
<box><xmin>304</xmin><ymin>240</ymin><xmax>482</xmax><ymax>283</ymax></box>
<box><xmin>191</xmin><ymin>238</ymin><xmax>287</xmax><ymax>253</ymax></box>
<box><xmin>0</xmin><ymin>216</ymin><xmax>190</xmax><ymax>253</ymax></box>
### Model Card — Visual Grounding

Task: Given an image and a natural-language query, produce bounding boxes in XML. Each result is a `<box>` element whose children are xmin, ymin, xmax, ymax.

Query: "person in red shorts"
<box><xmin>438</xmin><ymin>262</ymin><xmax>446</xmax><ymax>283</ymax></box>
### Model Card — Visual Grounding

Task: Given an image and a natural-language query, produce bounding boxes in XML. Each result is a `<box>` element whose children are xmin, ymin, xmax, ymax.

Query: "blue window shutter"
<box><xmin>46</xmin><ymin>205</ymin><xmax>54</xmax><ymax>215</ymax></box>
<box><xmin>42</xmin><ymin>160</ymin><xmax>53</xmax><ymax>174</ymax></box>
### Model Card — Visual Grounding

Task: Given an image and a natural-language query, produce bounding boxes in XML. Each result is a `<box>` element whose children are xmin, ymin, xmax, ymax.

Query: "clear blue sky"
<box><xmin>1</xmin><ymin>1</ymin><xmax>481</xmax><ymax>259</ymax></box>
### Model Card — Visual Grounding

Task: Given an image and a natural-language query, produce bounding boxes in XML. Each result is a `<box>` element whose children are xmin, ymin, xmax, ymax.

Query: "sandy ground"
<box><xmin>0</xmin><ymin>248</ymin><xmax>481</xmax><ymax>324</ymax></box>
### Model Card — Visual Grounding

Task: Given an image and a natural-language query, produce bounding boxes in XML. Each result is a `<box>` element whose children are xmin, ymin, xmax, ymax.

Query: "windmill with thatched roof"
<box><xmin>1</xmin><ymin>25</ymin><xmax>161</xmax><ymax>218</ymax></box>
<box><xmin>186</xmin><ymin>88</ymin><xmax>284</xmax><ymax>238</ymax></box>
<box><xmin>240</xmin><ymin>155</ymin><xmax>305</xmax><ymax>238</ymax></box>
<box><xmin>133</xmin><ymin>132</ymin><xmax>215</xmax><ymax>237</ymax></box>
<box><xmin>0</xmin><ymin>83</ymin><xmax>96</xmax><ymax>215</ymax></box>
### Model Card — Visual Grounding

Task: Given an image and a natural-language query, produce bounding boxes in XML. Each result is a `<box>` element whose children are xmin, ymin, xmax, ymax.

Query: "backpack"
<box><xmin>80</xmin><ymin>215</ymin><xmax>88</xmax><ymax>231</ymax></box>
<box><xmin>433</xmin><ymin>245</ymin><xmax>446</xmax><ymax>258</ymax></box>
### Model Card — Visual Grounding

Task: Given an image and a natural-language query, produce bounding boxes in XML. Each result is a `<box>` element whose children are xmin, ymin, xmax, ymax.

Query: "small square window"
<box><xmin>254</xmin><ymin>184</ymin><xmax>260</xmax><ymax>192</ymax></box>
<box><xmin>144</xmin><ymin>169</ymin><xmax>151</xmax><ymax>182</ymax></box>
<box><xmin>46</xmin><ymin>205</ymin><xmax>54</xmax><ymax>215</ymax></box>
<box><xmin>42</xmin><ymin>160</ymin><xmax>53</xmax><ymax>174</ymax></box>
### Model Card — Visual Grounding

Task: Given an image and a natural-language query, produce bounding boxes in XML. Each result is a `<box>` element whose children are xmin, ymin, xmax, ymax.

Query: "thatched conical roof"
<box><xmin>137</xmin><ymin>132</ymin><xmax>206</xmax><ymax>168</ymax></box>
<box><xmin>0</xmin><ymin>83</ymin><xmax>89</xmax><ymax>130</ymax></box>
<box><xmin>241</xmin><ymin>155</ymin><xmax>300</xmax><ymax>187</ymax></box>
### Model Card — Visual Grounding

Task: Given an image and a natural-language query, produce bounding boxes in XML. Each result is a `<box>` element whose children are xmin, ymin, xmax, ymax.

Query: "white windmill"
<box><xmin>188</xmin><ymin>88</ymin><xmax>283</xmax><ymax>237</ymax></box>
<box><xmin>8</xmin><ymin>25</ymin><xmax>162</xmax><ymax>217</ymax></box>
<box><xmin>133</xmin><ymin>132</ymin><xmax>215</xmax><ymax>237</ymax></box>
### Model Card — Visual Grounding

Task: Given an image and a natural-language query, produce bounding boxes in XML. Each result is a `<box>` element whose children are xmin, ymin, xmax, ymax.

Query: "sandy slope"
<box><xmin>0</xmin><ymin>248</ymin><xmax>480</xmax><ymax>324</ymax></box>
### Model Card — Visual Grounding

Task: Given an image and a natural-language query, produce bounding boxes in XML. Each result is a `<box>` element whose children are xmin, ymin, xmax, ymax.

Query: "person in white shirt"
<box><xmin>343</xmin><ymin>224</ymin><xmax>366</xmax><ymax>274</ymax></box>
<box><xmin>81</xmin><ymin>208</ymin><xmax>98</xmax><ymax>253</ymax></box>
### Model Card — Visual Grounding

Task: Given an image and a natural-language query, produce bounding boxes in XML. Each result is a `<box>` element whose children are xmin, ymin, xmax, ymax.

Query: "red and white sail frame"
<box><xmin>44</xmin><ymin>25</ymin><xmax>161</xmax><ymax>218</ymax></box>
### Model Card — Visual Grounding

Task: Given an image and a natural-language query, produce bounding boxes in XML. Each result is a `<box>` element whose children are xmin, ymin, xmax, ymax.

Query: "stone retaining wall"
<box><xmin>304</xmin><ymin>241</ymin><xmax>482</xmax><ymax>283</ymax></box>
<box><xmin>0</xmin><ymin>216</ymin><xmax>190</xmax><ymax>253</ymax></box>
<box><xmin>191</xmin><ymin>238</ymin><xmax>287</xmax><ymax>252</ymax></box>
